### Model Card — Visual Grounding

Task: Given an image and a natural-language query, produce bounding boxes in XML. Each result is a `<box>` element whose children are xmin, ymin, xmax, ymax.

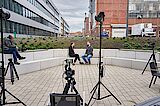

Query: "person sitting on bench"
<box><xmin>69</xmin><ymin>42</ymin><xmax>83</xmax><ymax>65</ymax></box>
<box><xmin>82</xmin><ymin>42</ymin><xmax>93</xmax><ymax>64</ymax></box>
<box><xmin>4</xmin><ymin>35</ymin><xmax>25</xmax><ymax>65</ymax></box>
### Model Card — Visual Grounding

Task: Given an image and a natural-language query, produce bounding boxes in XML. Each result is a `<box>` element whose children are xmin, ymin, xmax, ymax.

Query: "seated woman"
<box><xmin>4</xmin><ymin>35</ymin><xmax>25</xmax><ymax>65</ymax></box>
<box><xmin>82</xmin><ymin>42</ymin><xmax>93</xmax><ymax>64</ymax></box>
<box><xmin>68</xmin><ymin>43</ymin><xmax>83</xmax><ymax>65</ymax></box>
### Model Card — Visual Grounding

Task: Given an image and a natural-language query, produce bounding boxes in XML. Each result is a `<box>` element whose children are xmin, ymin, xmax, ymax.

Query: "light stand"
<box><xmin>0</xmin><ymin>8</ymin><xmax>26</xmax><ymax>106</ymax></box>
<box><xmin>87</xmin><ymin>12</ymin><xmax>121</xmax><ymax>105</ymax></box>
<box><xmin>142</xmin><ymin>43</ymin><xmax>157</xmax><ymax>74</ymax></box>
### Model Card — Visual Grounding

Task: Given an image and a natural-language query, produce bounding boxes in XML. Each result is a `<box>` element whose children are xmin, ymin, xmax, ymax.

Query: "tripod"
<box><xmin>5</xmin><ymin>58</ymin><xmax>19</xmax><ymax>84</ymax></box>
<box><xmin>87</xmin><ymin>15</ymin><xmax>121</xmax><ymax>105</ymax></box>
<box><xmin>62</xmin><ymin>77</ymin><xmax>84</xmax><ymax>103</ymax></box>
<box><xmin>62</xmin><ymin>76</ymin><xmax>88</xmax><ymax>106</ymax></box>
<box><xmin>142</xmin><ymin>44</ymin><xmax>157</xmax><ymax>75</ymax></box>
<box><xmin>62</xmin><ymin>60</ymin><xmax>86</xmax><ymax>106</ymax></box>
<box><xmin>0</xmin><ymin>8</ymin><xmax>26</xmax><ymax>106</ymax></box>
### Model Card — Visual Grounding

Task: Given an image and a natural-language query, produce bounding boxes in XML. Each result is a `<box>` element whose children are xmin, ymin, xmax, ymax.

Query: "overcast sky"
<box><xmin>52</xmin><ymin>0</ymin><xmax>89</xmax><ymax>32</ymax></box>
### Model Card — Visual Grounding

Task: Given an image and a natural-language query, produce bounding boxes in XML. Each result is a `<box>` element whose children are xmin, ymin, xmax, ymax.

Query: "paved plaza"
<box><xmin>4</xmin><ymin>65</ymin><xmax>160</xmax><ymax>106</ymax></box>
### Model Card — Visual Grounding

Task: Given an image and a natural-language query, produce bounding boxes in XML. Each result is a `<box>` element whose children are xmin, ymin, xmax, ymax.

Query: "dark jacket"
<box><xmin>85</xmin><ymin>46</ymin><xmax>93</xmax><ymax>56</ymax></box>
<box><xmin>3</xmin><ymin>37</ymin><xmax>16</xmax><ymax>50</ymax></box>
<box><xmin>69</xmin><ymin>46</ymin><xmax>75</xmax><ymax>56</ymax></box>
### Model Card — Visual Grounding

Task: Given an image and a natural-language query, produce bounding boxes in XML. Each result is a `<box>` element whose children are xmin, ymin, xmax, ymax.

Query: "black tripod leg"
<box><xmin>5</xmin><ymin>89</ymin><xmax>26</xmax><ymax>106</ymax></box>
<box><xmin>142</xmin><ymin>55</ymin><xmax>152</xmax><ymax>74</ymax></box>
<box><xmin>61</xmin><ymin>82</ymin><xmax>70</xmax><ymax>101</ymax></box>
<box><xmin>10</xmin><ymin>64</ymin><xmax>14</xmax><ymax>85</ymax></box>
<box><xmin>153</xmin><ymin>54</ymin><xmax>157</xmax><ymax>66</ymax></box>
<box><xmin>153</xmin><ymin>76</ymin><xmax>157</xmax><ymax>84</ymax></box>
<box><xmin>100</xmin><ymin>82</ymin><xmax>121</xmax><ymax>105</ymax></box>
<box><xmin>0</xmin><ymin>83</ymin><xmax>3</xmax><ymax>105</ymax></box>
<box><xmin>90</xmin><ymin>82</ymin><xmax>99</xmax><ymax>94</ymax></box>
<box><xmin>63</xmin><ymin>83</ymin><xmax>70</xmax><ymax>95</ymax></box>
<box><xmin>4</xmin><ymin>63</ymin><xmax>10</xmax><ymax>76</ymax></box>
<box><xmin>87</xmin><ymin>83</ymin><xmax>98</xmax><ymax>106</ymax></box>
<box><xmin>11</xmin><ymin>63</ymin><xmax>19</xmax><ymax>80</ymax></box>
<box><xmin>72</xmin><ymin>86</ymin><xmax>83</xmax><ymax>103</ymax></box>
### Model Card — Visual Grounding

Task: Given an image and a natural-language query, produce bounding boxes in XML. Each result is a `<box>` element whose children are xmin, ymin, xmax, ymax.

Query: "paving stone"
<box><xmin>3</xmin><ymin>65</ymin><xmax>160</xmax><ymax>106</ymax></box>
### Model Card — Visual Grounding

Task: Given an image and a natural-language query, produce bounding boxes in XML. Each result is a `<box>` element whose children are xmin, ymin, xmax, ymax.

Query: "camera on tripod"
<box><xmin>150</xmin><ymin>43</ymin><xmax>155</xmax><ymax>48</ymax></box>
<box><xmin>64</xmin><ymin>59</ymin><xmax>75</xmax><ymax>80</ymax></box>
<box><xmin>95</xmin><ymin>12</ymin><xmax>105</xmax><ymax>23</ymax></box>
<box><xmin>0</xmin><ymin>8</ymin><xmax>10</xmax><ymax>19</ymax></box>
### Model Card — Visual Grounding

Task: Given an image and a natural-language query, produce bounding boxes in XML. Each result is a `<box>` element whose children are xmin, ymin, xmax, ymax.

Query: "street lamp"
<box><xmin>126</xmin><ymin>0</ymin><xmax>129</xmax><ymax>37</ymax></box>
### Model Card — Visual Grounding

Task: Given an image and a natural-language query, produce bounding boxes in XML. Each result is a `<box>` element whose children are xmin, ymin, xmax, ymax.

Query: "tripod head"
<box><xmin>150</xmin><ymin>43</ymin><xmax>155</xmax><ymax>49</ymax></box>
<box><xmin>8</xmin><ymin>58</ymin><xmax>12</xmax><ymax>62</ymax></box>
<box><xmin>64</xmin><ymin>59</ymin><xmax>75</xmax><ymax>82</ymax></box>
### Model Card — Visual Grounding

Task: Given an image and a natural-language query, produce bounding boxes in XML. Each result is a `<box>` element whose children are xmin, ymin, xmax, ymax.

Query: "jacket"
<box><xmin>69</xmin><ymin>46</ymin><xmax>75</xmax><ymax>56</ymax></box>
<box><xmin>85</xmin><ymin>46</ymin><xmax>93</xmax><ymax>56</ymax></box>
<box><xmin>3</xmin><ymin>37</ymin><xmax>16</xmax><ymax>50</ymax></box>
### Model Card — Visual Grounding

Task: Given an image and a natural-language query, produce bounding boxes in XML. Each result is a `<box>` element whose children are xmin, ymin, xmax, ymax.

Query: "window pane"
<box><xmin>0</xmin><ymin>0</ymin><xmax>4</xmax><ymax>8</ymax></box>
<box><xmin>4</xmin><ymin>0</ymin><xmax>9</xmax><ymax>9</ymax></box>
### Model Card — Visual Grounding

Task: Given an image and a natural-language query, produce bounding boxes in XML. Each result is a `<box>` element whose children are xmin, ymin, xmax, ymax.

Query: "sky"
<box><xmin>52</xmin><ymin>0</ymin><xmax>89</xmax><ymax>32</ymax></box>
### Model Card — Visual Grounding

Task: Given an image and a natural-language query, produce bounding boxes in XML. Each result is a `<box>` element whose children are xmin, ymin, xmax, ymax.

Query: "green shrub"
<box><xmin>29</xmin><ymin>43</ymin><xmax>34</xmax><ymax>47</ymax></box>
<box><xmin>123</xmin><ymin>42</ymin><xmax>132</xmax><ymax>49</ymax></box>
<box><xmin>157</xmin><ymin>47</ymin><xmax>160</xmax><ymax>52</ymax></box>
<box><xmin>37</xmin><ymin>45</ymin><xmax>47</xmax><ymax>49</ymax></box>
<box><xmin>143</xmin><ymin>43</ymin><xmax>149</xmax><ymax>48</ymax></box>
<box><xmin>124</xmin><ymin>40</ymin><xmax>128</xmax><ymax>42</ymax></box>
<box><xmin>134</xmin><ymin>43</ymin><xmax>142</xmax><ymax>49</ymax></box>
<box><xmin>38</xmin><ymin>42</ymin><xmax>42</xmax><ymax>46</ymax></box>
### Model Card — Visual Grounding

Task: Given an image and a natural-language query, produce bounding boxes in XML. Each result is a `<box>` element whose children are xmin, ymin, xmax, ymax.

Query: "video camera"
<box><xmin>151</xmin><ymin>43</ymin><xmax>155</xmax><ymax>47</ymax></box>
<box><xmin>0</xmin><ymin>8</ymin><xmax>10</xmax><ymax>19</ymax></box>
<box><xmin>95</xmin><ymin>12</ymin><xmax>105</xmax><ymax>23</ymax></box>
<box><xmin>64</xmin><ymin>59</ymin><xmax>75</xmax><ymax>81</ymax></box>
<box><xmin>148</xmin><ymin>42</ymin><xmax>155</xmax><ymax>49</ymax></box>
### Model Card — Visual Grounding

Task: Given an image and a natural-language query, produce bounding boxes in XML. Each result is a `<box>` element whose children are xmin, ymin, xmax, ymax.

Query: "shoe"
<box><xmin>14</xmin><ymin>62</ymin><xmax>20</xmax><ymax>65</ymax></box>
<box><xmin>79</xmin><ymin>62</ymin><xmax>84</xmax><ymax>64</ymax></box>
<box><xmin>72</xmin><ymin>63</ymin><xmax>75</xmax><ymax>65</ymax></box>
<box><xmin>85</xmin><ymin>62</ymin><xmax>89</xmax><ymax>65</ymax></box>
<box><xmin>19</xmin><ymin>57</ymin><xmax>26</xmax><ymax>60</ymax></box>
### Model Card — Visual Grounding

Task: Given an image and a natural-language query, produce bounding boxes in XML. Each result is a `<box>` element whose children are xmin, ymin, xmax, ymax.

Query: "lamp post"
<box><xmin>126</xmin><ymin>0</ymin><xmax>129</xmax><ymax>37</ymax></box>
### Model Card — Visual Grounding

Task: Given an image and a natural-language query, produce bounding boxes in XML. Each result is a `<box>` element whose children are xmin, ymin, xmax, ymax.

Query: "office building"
<box><xmin>90</xmin><ymin>0</ymin><xmax>160</xmax><ymax>37</ymax></box>
<box><xmin>0</xmin><ymin>0</ymin><xmax>70</xmax><ymax>37</ymax></box>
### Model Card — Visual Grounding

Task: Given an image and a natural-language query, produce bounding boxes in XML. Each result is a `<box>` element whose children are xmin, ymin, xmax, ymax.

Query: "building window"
<box><xmin>129</xmin><ymin>0</ymin><xmax>160</xmax><ymax>18</ymax></box>
<box><xmin>4</xmin><ymin>0</ymin><xmax>9</xmax><ymax>9</ymax></box>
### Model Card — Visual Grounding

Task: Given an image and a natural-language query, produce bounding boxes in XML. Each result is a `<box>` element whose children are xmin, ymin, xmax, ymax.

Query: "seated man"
<box><xmin>82</xmin><ymin>42</ymin><xmax>93</xmax><ymax>64</ymax></box>
<box><xmin>4</xmin><ymin>35</ymin><xmax>25</xmax><ymax>65</ymax></box>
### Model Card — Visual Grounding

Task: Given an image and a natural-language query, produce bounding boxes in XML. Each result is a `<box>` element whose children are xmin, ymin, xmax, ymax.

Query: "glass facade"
<box><xmin>129</xmin><ymin>0</ymin><xmax>160</xmax><ymax>18</ymax></box>
<box><xmin>0</xmin><ymin>0</ymin><xmax>59</xmax><ymax>36</ymax></box>
<box><xmin>0</xmin><ymin>20</ymin><xmax>54</xmax><ymax>36</ymax></box>
<box><xmin>27</xmin><ymin>0</ymin><xmax>59</xmax><ymax>26</ymax></box>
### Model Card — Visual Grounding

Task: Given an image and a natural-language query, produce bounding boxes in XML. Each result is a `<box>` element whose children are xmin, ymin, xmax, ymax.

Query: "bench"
<box><xmin>15</xmin><ymin>57</ymin><xmax>65</xmax><ymax>75</ymax></box>
<box><xmin>104</xmin><ymin>57</ymin><xmax>152</xmax><ymax>70</ymax></box>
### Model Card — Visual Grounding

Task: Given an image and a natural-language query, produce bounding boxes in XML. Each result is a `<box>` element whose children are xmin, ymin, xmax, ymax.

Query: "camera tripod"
<box><xmin>62</xmin><ymin>77</ymin><xmax>86</xmax><ymax>106</ymax></box>
<box><xmin>5</xmin><ymin>58</ymin><xmax>19</xmax><ymax>84</ymax></box>
<box><xmin>87</xmin><ymin>17</ymin><xmax>121</xmax><ymax>105</ymax></box>
<box><xmin>142</xmin><ymin>44</ymin><xmax>157</xmax><ymax>74</ymax></box>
